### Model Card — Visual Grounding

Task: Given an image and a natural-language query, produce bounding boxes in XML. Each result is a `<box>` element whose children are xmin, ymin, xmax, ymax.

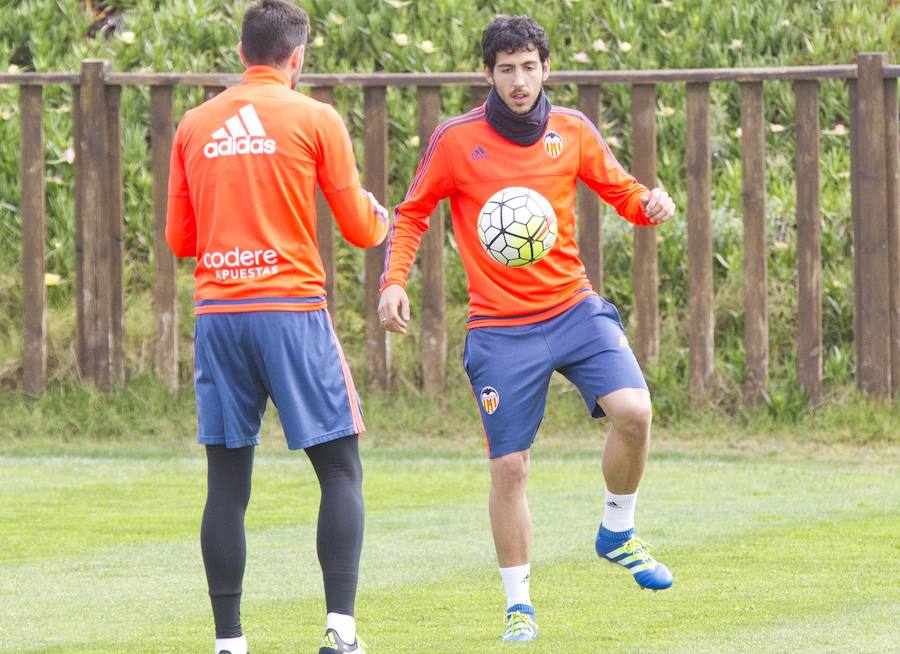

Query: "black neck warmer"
<box><xmin>484</xmin><ymin>87</ymin><xmax>551</xmax><ymax>146</ymax></box>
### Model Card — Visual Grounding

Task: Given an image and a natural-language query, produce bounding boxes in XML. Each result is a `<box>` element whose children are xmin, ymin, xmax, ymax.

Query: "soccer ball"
<box><xmin>477</xmin><ymin>187</ymin><xmax>558</xmax><ymax>267</ymax></box>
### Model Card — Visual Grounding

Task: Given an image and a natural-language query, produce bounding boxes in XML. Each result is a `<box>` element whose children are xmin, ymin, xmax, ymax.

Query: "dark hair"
<box><xmin>481</xmin><ymin>15</ymin><xmax>550</xmax><ymax>69</ymax></box>
<box><xmin>241</xmin><ymin>0</ymin><xmax>310</xmax><ymax>66</ymax></box>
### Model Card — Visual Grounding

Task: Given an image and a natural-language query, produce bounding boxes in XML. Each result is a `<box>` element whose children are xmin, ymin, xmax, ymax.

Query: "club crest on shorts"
<box><xmin>480</xmin><ymin>386</ymin><xmax>500</xmax><ymax>415</ymax></box>
<box><xmin>543</xmin><ymin>131</ymin><xmax>564</xmax><ymax>159</ymax></box>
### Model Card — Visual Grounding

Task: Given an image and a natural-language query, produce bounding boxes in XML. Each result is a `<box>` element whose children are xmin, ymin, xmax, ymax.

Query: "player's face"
<box><xmin>485</xmin><ymin>48</ymin><xmax>550</xmax><ymax>114</ymax></box>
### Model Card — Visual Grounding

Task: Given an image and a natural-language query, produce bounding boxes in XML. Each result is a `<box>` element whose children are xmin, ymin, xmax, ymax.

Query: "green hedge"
<box><xmin>0</xmin><ymin>0</ymin><xmax>897</xmax><ymax>415</ymax></box>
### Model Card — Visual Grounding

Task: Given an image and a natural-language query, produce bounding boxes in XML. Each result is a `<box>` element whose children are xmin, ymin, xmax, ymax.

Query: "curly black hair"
<box><xmin>481</xmin><ymin>15</ymin><xmax>550</xmax><ymax>69</ymax></box>
<box><xmin>241</xmin><ymin>0</ymin><xmax>309</xmax><ymax>66</ymax></box>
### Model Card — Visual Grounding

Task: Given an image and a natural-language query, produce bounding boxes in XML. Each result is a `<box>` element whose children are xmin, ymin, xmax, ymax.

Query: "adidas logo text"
<box><xmin>204</xmin><ymin>104</ymin><xmax>276</xmax><ymax>159</ymax></box>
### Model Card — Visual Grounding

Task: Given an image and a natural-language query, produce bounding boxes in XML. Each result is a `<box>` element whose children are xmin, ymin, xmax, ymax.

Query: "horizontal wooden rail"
<box><xmin>0</xmin><ymin>64</ymin><xmax>862</xmax><ymax>88</ymax></box>
<box><xmin>106</xmin><ymin>65</ymin><xmax>860</xmax><ymax>86</ymax></box>
<box><xmin>0</xmin><ymin>73</ymin><xmax>79</xmax><ymax>84</ymax></box>
<box><xmin>6</xmin><ymin>53</ymin><xmax>897</xmax><ymax>402</ymax></box>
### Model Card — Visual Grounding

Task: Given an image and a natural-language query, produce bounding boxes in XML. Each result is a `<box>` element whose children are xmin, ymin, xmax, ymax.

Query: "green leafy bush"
<box><xmin>0</xmin><ymin>0</ymin><xmax>897</xmax><ymax>416</ymax></box>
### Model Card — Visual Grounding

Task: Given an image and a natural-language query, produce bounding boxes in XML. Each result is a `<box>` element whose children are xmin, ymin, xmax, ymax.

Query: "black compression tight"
<box><xmin>201</xmin><ymin>444</ymin><xmax>254</xmax><ymax>639</ymax></box>
<box><xmin>201</xmin><ymin>436</ymin><xmax>364</xmax><ymax>639</ymax></box>
<box><xmin>306</xmin><ymin>435</ymin><xmax>365</xmax><ymax>616</ymax></box>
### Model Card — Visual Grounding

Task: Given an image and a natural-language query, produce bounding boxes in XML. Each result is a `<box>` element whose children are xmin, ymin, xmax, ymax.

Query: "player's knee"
<box><xmin>612</xmin><ymin>400</ymin><xmax>652</xmax><ymax>442</ymax></box>
<box><xmin>490</xmin><ymin>452</ymin><xmax>529</xmax><ymax>489</ymax></box>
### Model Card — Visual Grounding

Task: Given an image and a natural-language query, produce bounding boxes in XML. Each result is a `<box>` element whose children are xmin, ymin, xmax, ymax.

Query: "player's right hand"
<box><xmin>378</xmin><ymin>284</ymin><xmax>411</xmax><ymax>334</ymax></box>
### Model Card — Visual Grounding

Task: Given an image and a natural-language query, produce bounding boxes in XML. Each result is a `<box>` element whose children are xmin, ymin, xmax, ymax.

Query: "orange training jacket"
<box><xmin>381</xmin><ymin>104</ymin><xmax>652</xmax><ymax>329</ymax></box>
<box><xmin>166</xmin><ymin>65</ymin><xmax>387</xmax><ymax>314</ymax></box>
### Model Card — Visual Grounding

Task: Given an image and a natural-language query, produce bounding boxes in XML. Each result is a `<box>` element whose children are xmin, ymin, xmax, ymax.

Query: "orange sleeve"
<box><xmin>165</xmin><ymin>124</ymin><xmax>197</xmax><ymax>258</ymax></box>
<box><xmin>316</xmin><ymin>105</ymin><xmax>388</xmax><ymax>248</ymax></box>
<box><xmin>577</xmin><ymin>117</ymin><xmax>652</xmax><ymax>226</ymax></box>
<box><xmin>380</xmin><ymin>132</ymin><xmax>455</xmax><ymax>290</ymax></box>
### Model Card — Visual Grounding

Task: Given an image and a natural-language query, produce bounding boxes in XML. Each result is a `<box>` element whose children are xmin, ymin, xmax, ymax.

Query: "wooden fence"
<box><xmin>4</xmin><ymin>53</ymin><xmax>899</xmax><ymax>402</ymax></box>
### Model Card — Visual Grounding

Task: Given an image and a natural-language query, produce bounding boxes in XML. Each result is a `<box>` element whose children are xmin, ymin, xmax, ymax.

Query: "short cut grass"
<box><xmin>241</xmin><ymin>0</ymin><xmax>309</xmax><ymax>66</ymax></box>
<box><xmin>481</xmin><ymin>15</ymin><xmax>550</xmax><ymax>70</ymax></box>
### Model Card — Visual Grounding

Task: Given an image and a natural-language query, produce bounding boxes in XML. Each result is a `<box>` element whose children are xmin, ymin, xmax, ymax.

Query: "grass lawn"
<box><xmin>1</xmin><ymin>433</ymin><xmax>898</xmax><ymax>653</ymax></box>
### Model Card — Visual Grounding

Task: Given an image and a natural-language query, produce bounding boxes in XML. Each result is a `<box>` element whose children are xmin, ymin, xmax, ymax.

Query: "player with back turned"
<box><xmin>379</xmin><ymin>14</ymin><xmax>676</xmax><ymax>642</ymax></box>
<box><xmin>166</xmin><ymin>1</ymin><xmax>387</xmax><ymax>653</ymax></box>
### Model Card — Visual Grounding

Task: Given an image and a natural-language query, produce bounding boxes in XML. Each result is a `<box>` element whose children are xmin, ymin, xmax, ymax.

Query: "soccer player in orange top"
<box><xmin>166</xmin><ymin>2</ymin><xmax>385</xmax><ymax>653</ymax></box>
<box><xmin>379</xmin><ymin>15</ymin><xmax>675</xmax><ymax>642</ymax></box>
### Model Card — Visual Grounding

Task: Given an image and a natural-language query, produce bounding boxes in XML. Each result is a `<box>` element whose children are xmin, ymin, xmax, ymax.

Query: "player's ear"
<box><xmin>292</xmin><ymin>45</ymin><xmax>304</xmax><ymax>71</ymax></box>
<box><xmin>542</xmin><ymin>58</ymin><xmax>550</xmax><ymax>83</ymax></box>
<box><xmin>238</xmin><ymin>42</ymin><xmax>248</xmax><ymax>68</ymax></box>
<box><xmin>484</xmin><ymin>64</ymin><xmax>494</xmax><ymax>87</ymax></box>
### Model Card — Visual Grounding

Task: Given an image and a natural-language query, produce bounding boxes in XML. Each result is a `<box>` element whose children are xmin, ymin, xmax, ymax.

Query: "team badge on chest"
<box><xmin>543</xmin><ymin>131</ymin><xmax>564</xmax><ymax>159</ymax></box>
<box><xmin>480</xmin><ymin>386</ymin><xmax>500</xmax><ymax>415</ymax></box>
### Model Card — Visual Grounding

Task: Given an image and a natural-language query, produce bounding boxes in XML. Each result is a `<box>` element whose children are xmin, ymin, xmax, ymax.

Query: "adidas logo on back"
<box><xmin>204</xmin><ymin>104</ymin><xmax>276</xmax><ymax>158</ymax></box>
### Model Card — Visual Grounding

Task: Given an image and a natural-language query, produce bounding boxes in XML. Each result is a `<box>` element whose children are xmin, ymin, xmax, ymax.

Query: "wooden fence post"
<box><xmin>469</xmin><ymin>84</ymin><xmax>489</xmax><ymax>108</ymax></box>
<box><xmin>417</xmin><ymin>86</ymin><xmax>446</xmax><ymax>393</ymax></box>
<box><xmin>72</xmin><ymin>84</ymin><xmax>86</xmax><ymax>378</ymax></box>
<box><xmin>853</xmin><ymin>53</ymin><xmax>891</xmax><ymax>396</ymax></box>
<box><xmin>795</xmin><ymin>80</ymin><xmax>822</xmax><ymax>402</ymax></box>
<box><xmin>686</xmin><ymin>82</ymin><xmax>714</xmax><ymax>402</ymax></box>
<box><xmin>630</xmin><ymin>83</ymin><xmax>659</xmax><ymax>369</ymax></box>
<box><xmin>884</xmin><ymin>73</ymin><xmax>900</xmax><ymax>397</ymax></box>
<box><xmin>106</xmin><ymin>84</ymin><xmax>125</xmax><ymax>385</ymax></box>
<box><xmin>577</xmin><ymin>84</ymin><xmax>603</xmax><ymax>293</ymax></box>
<box><xmin>77</xmin><ymin>59</ymin><xmax>112</xmax><ymax>390</ymax></box>
<box><xmin>311</xmin><ymin>86</ymin><xmax>337</xmax><ymax>318</ymax></box>
<box><xmin>364</xmin><ymin>86</ymin><xmax>390</xmax><ymax>392</ymax></box>
<box><xmin>150</xmin><ymin>85</ymin><xmax>178</xmax><ymax>389</ymax></box>
<box><xmin>20</xmin><ymin>85</ymin><xmax>46</xmax><ymax>398</ymax></box>
<box><xmin>203</xmin><ymin>86</ymin><xmax>225</xmax><ymax>101</ymax></box>
<box><xmin>740</xmin><ymin>82</ymin><xmax>768</xmax><ymax>404</ymax></box>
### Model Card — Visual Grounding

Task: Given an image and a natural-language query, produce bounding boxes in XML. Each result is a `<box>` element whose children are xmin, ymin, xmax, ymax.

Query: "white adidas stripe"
<box><xmin>239</xmin><ymin>105</ymin><xmax>266</xmax><ymax>137</ymax></box>
<box><xmin>210</xmin><ymin>104</ymin><xmax>267</xmax><ymax>140</ymax></box>
<box><xmin>224</xmin><ymin>115</ymin><xmax>248</xmax><ymax>138</ymax></box>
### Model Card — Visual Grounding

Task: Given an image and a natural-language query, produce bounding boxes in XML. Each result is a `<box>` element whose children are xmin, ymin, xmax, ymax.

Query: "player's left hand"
<box><xmin>639</xmin><ymin>188</ymin><xmax>675</xmax><ymax>225</ymax></box>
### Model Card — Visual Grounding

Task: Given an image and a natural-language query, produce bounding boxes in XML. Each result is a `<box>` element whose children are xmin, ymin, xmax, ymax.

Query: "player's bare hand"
<box><xmin>640</xmin><ymin>188</ymin><xmax>675</xmax><ymax>225</ymax></box>
<box><xmin>378</xmin><ymin>284</ymin><xmax>411</xmax><ymax>334</ymax></box>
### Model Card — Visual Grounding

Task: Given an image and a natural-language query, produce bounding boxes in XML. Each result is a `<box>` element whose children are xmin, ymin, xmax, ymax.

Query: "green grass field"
<box><xmin>2</xmin><ymin>434</ymin><xmax>898</xmax><ymax>653</ymax></box>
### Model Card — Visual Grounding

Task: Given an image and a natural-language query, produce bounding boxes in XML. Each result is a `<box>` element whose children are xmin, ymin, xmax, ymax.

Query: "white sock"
<box><xmin>499</xmin><ymin>563</ymin><xmax>532</xmax><ymax>610</ymax></box>
<box><xmin>326</xmin><ymin>612</ymin><xmax>357</xmax><ymax>644</ymax></box>
<box><xmin>214</xmin><ymin>635</ymin><xmax>247</xmax><ymax>654</ymax></box>
<box><xmin>602</xmin><ymin>489</ymin><xmax>638</xmax><ymax>532</ymax></box>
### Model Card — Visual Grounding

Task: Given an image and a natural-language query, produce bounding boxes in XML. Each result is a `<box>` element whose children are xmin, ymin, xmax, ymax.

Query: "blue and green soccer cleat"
<box><xmin>595</xmin><ymin>526</ymin><xmax>673</xmax><ymax>591</ymax></box>
<box><xmin>319</xmin><ymin>628</ymin><xmax>366</xmax><ymax>654</ymax></box>
<box><xmin>502</xmin><ymin>604</ymin><xmax>537</xmax><ymax>642</ymax></box>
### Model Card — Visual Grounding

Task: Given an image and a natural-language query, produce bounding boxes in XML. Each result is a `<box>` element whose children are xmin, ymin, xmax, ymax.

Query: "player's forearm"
<box><xmin>165</xmin><ymin>195</ymin><xmax>198</xmax><ymax>257</ymax></box>
<box><xmin>325</xmin><ymin>186</ymin><xmax>389</xmax><ymax>248</ymax></box>
<box><xmin>618</xmin><ymin>185</ymin><xmax>653</xmax><ymax>226</ymax></box>
<box><xmin>379</xmin><ymin>216</ymin><xmax>427</xmax><ymax>290</ymax></box>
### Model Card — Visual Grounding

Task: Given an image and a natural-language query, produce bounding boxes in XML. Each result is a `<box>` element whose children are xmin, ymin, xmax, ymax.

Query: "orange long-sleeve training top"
<box><xmin>381</xmin><ymin>104</ymin><xmax>652</xmax><ymax>329</ymax></box>
<box><xmin>166</xmin><ymin>66</ymin><xmax>387</xmax><ymax>314</ymax></box>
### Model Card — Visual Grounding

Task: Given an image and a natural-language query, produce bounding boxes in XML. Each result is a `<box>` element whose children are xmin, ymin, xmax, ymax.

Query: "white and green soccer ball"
<box><xmin>477</xmin><ymin>186</ymin><xmax>558</xmax><ymax>267</ymax></box>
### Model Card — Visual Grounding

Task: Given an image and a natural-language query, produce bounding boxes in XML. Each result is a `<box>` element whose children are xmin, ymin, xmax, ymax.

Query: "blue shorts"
<box><xmin>463</xmin><ymin>294</ymin><xmax>648</xmax><ymax>458</ymax></box>
<box><xmin>193</xmin><ymin>310</ymin><xmax>364</xmax><ymax>450</ymax></box>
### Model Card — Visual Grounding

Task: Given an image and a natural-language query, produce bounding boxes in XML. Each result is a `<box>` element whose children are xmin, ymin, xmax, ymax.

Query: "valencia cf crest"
<box><xmin>480</xmin><ymin>386</ymin><xmax>500</xmax><ymax>415</ymax></box>
<box><xmin>543</xmin><ymin>131</ymin><xmax>564</xmax><ymax>159</ymax></box>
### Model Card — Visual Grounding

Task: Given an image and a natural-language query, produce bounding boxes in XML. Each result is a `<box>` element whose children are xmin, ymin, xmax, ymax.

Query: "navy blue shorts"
<box><xmin>193</xmin><ymin>310</ymin><xmax>364</xmax><ymax>450</ymax></box>
<box><xmin>463</xmin><ymin>295</ymin><xmax>648</xmax><ymax>458</ymax></box>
